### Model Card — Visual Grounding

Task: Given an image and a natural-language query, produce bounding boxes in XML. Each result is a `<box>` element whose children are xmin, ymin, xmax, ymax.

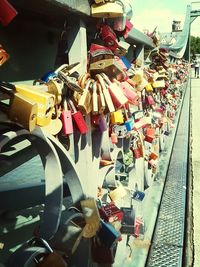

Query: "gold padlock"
<box><xmin>15</xmin><ymin>84</ymin><xmax>55</xmax><ymax>126</ymax></box>
<box><xmin>91</xmin><ymin>2</ymin><xmax>123</xmax><ymax>18</ymax></box>
<box><xmin>109</xmin><ymin>181</ymin><xmax>127</xmax><ymax>202</ymax></box>
<box><xmin>9</xmin><ymin>93</ymin><xmax>38</xmax><ymax>132</ymax></box>
<box><xmin>80</xmin><ymin>198</ymin><xmax>101</xmax><ymax>238</ymax></box>
<box><xmin>78</xmin><ymin>79</ymin><xmax>93</xmax><ymax>114</ymax></box>
<box><xmin>90</xmin><ymin>58</ymin><xmax>126</xmax><ymax>81</ymax></box>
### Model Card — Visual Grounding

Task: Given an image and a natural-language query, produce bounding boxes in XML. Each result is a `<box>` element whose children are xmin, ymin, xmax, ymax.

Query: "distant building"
<box><xmin>159</xmin><ymin>21</ymin><xmax>182</xmax><ymax>47</ymax></box>
<box><xmin>172</xmin><ymin>20</ymin><xmax>182</xmax><ymax>32</ymax></box>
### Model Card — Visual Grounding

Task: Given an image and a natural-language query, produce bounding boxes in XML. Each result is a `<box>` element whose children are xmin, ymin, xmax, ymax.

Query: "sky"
<box><xmin>131</xmin><ymin>0</ymin><xmax>200</xmax><ymax>37</ymax></box>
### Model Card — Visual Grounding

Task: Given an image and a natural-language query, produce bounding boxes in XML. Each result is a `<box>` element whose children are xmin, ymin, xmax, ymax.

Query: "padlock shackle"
<box><xmin>0</xmin><ymin>81</ymin><xmax>16</xmax><ymax>96</ymax></box>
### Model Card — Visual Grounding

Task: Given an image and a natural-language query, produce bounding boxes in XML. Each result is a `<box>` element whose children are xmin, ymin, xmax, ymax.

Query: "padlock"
<box><xmin>144</xmin><ymin>135</ymin><xmax>154</xmax><ymax>143</ymax></box>
<box><xmin>55</xmin><ymin>62</ymin><xmax>82</xmax><ymax>92</ymax></box>
<box><xmin>132</xmin><ymin>190</ymin><xmax>145</xmax><ymax>202</ymax></box>
<box><xmin>13</xmin><ymin>83</ymin><xmax>55</xmax><ymax>126</ymax></box>
<box><xmin>119</xmin><ymin>81</ymin><xmax>140</xmax><ymax>106</ymax></box>
<box><xmin>61</xmin><ymin>99</ymin><xmax>73</xmax><ymax>135</ymax></box>
<box><xmin>109</xmin><ymin>181</ymin><xmax>127</xmax><ymax>202</ymax></box>
<box><xmin>120</xmin><ymin>56</ymin><xmax>132</xmax><ymax>69</ymax></box>
<box><xmin>68</xmin><ymin>99</ymin><xmax>88</xmax><ymax>134</ymax></box>
<box><xmin>92</xmin><ymin>81</ymin><xmax>98</xmax><ymax>114</ymax></box>
<box><xmin>91</xmin><ymin>2</ymin><xmax>123</xmax><ymax>18</ymax></box>
<box><xmin>41</xmin><ymin>70</ymin><xmax>57</xmax><ymax>83</ymax></box>
<box><xmin>0</xmin><ymin>84</ymin><xmax>37</xmax><ymax>131</ymax></box>
<box><xmin>146</xmin><ymin>126</ymin><xmax>155</xmax><ymax>137</ymax></box>
<box><xmin>124</xmin><ymin>119</ymin><xmax>133</xmax><ymax>131</ymax></box>
<box><xmin>91</xmin><ymin>114</ymin><xmax>108</xmax><ymax>132</ymax></box>
<box><xmin>91</xmin><ymin>236</ymin><xmax>117</xmax><ymax>264</ymax></box>
<box><xmin>134</xmin><ymin>217</ymin><xmax>144</xmax><ymax>238</ymax></box>
<box><xmin>96</xmin><ymin>74</ymin><xmax>115</xmax><ymax>113</ymax></box>
<box><xmin>120</xmin><ymin>207</ymin><xmax>135</xmax><ymax>235</ymax></box>
<box><xmin>9</xmin><ymin>93</ymin><xmax>38</xmax><ymax>132</ymax></box>
<box><xmin>145</xmin><ymin>94</ymin><xmax>155</xmax><ymax>106</ymax></box>
<box><xmin>149</xmin><ymin>152</ymin><xmax>158</xmax><ymax>160</ymax></box>
<box><xmin>98</xmin><ymin>113</ymin><xmax>108</xmax><ymax>132</ymax></box>
<box><xmin>114</xmin><ymin>41</ymin><xmax>130</xmax><ymax>57</ymax></box>
<box><xmin>0</xmin><ymin>46</ymin><xmax>9</xmax><ymax>66</ymax></box>
<box><xmin>111</xmin><ymin>131</ymin><xmax>118</xmax><ymax>144</ymax></box>
<box><xmin>46</xmin><ymin>78</ymin><xmax>64</xmax><ymax>105</ymax></box>
<box><xmin>100</xmin><ymin>23</ymin><xmax>119</xmax><ymax>51</ymax></box>
<box><xmin>110</xmin><ymin>109</ymin><xmax>124</xmax><ymax>125</ymax></box>
<box><xmin>99</xmin><ymin>202</ymin><xmax>123</xmax><ymax>223</ymax></box>
<box><xmin>78</xmin><ymin>78</ymin><xmax>93</xmax><ymax>114</ymax></box>
<box><xmin>96</xmin><ymin>81</ymin><xmax>106</xmax><ymax>114</ymax></box>
<box><xmin>113</xmin><ymin>124</ymin><xmax>128</xmax><ymax>137</ymax></box>
<box><xmin>152</xmin><ymin>79</ymin><xmax>165</xmax><ymax>88</ymax></box>
<box><xmin>97</xmin><ymin>220</ymin><xmax>120</xmax><ymax>248</ymax></box>
<box><xmin>80</xmin><ymin>198</ymin><xmax>101</xmax><ymax>238</ymax></box>
<box><xmin>119</xmin><ymin>19</ymin><xmax>133</xmax><ymax>38</ymax></box>
<box><xmin>145</xmin><ymin>82</ymin><xmax>153</xmax><ymax>92</ymax></box>
<box><xmin>90</xmin><ymin>59</ymin><xmax>126</xmax><ymax>81</ymax></box>
<box><xmin>132</xmin><ymin>110</ymin><xmax>144</xmax><ymax>121</ymax></box>
<box><xmin>101</xmin><ymin>73</ymin><xmax>128</xmax><ymax>108</ymax></box>
<box><xmin>49</xmin><ymin>209</ymin><xmax>85</xmax><ymax>256</ymax></box>
<box><xmin>0</xmin><ymin>0</ymin><xmax>18</xmax><ymax>26</ymax></box>
<box><xmin>89</xmin><ymin>43</ymin><xmax>114</xmax><ymax>64</ymax></box>
<box><xmin>130</xmin><ymin>137</ymin><xmax>143</xmax><ymax>159</ymax></box>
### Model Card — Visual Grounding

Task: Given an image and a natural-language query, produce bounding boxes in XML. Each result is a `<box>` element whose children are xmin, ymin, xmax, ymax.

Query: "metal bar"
<box><xmin>0</xmin><ymin>145</ymin><xmax>37</xmax><ymax>177</ymax></box>
<box><xmin>146</xmin><ymin>81</ymin><xmax>190</xmax><ymax>267</ymax></box>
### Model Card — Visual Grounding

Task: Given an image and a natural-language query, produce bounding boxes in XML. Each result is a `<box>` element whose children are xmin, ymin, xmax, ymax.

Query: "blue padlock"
<box><xmin>98</xmin><ymin>220</ymin><xmax>120</xmax><ymax>248</ymax></box>
<box><xmin>120</xmin><ymin>56</ymin><xmax>132</xmax><ymax>69</ymax></box>
<box><xmin>132</xmin><ymin>190</ymin><xmax>145</xmax><ymax>201</ymax></box>
<box><xmin>125</xmin><ymin>119</ymin><xmax>133</xmax><ymax>131</ymax></box>
<box><xmin>41</xmin><ymin>71</ymin><xmax>57</xmax><ymax>82</ymax></box>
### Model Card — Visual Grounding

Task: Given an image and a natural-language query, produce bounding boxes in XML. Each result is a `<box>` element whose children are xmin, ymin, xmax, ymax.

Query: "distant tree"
<box><xmin>190</xmin><ymin>36</ymin><xmax>200</xmax><ymax>59</ymax></box>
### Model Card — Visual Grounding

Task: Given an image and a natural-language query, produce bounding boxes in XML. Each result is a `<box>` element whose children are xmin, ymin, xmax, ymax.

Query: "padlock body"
<box><xmin>120</xmin><ymin>207</ymin><xmax>135</xmax><ymax>234</ymax></box>
<box><xmin>61</xmin><ymin>110</ymin><xmax>73</xmax><ymax>135</ymax></box>
<box><xmin>99</xmin><ymin>202</ymin><xmax>123</xmax><ymax>223</ymax></box>
<box><xmin>15</xmin><ymin>84</ymin><xmax>55</xmax><ymax>126</ymax></box>
<box><xmin>9</xmin><ymin>93</ymin><xmax>37</xmax><ymax>131</ymax></box>
<box><xmin>72</xmin><ymin>111</ymin><xmax>88</xmax><ymax>134</ymax></box>
<box><xmin>110</xmin><ymin>110</ymin><xmax>124</xmax><ymax>124</ymax></box>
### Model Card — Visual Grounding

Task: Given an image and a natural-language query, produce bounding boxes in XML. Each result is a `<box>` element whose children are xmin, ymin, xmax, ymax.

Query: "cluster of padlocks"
<box><xmin>0</xmin><ymin>1</ymin><xmax>190</xmax><ymax>266</ymax></box>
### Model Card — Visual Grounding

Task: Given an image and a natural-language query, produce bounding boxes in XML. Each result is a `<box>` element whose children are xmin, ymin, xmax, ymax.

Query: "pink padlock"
<box><xmin>111</xmin><ymin>132</ymin><xmax>118</xmax><ymax>144</ymax></box>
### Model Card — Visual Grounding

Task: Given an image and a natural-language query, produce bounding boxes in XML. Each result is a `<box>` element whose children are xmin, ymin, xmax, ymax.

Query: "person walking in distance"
<box><xmin>194</xmin><ymin>58</ymin><xmax>200</xmax><ymax>78</ymax></box>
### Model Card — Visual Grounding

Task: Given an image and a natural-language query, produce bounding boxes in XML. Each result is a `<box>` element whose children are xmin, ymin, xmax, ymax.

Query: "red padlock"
<box><xmin>100</xmin><ymin>24</ymin><xmax>119</xmax><ymax>51</ymax></box>
<box><xmin>99</xmin><ymin>202</ymin><xmax>123</xmax><ymax>223</ymax></box>
<box><xmin>68</xmin><ymin>99</ymin><xmax>88</xmax><ymax>134</ymax></box>
<box><xmin>0</xmin><ymin>0</ymin><xmax>18</xmax><ymax>26</ymax></box>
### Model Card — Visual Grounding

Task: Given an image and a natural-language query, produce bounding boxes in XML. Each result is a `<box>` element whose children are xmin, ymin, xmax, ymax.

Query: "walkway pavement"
<box><xmin>191</xmin><ymin>77</ymin><xmax>200</xmax><ymax>267</ymax></box>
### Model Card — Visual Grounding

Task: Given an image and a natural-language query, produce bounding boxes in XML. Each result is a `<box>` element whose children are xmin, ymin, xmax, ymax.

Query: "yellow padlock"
<box><xmin>110</xmin><ymin>109</ymin><xmax>124</xmax><ymax>125</ymax></box>
<box><xmin>145</xmin><ymin>83</ymin><xmax>153</xmax><ymax>92</ymax></box>
<box><xmin>15</xmin><ymin>84</ymin><xmax>55</xmax><ymax>126</ymax></box>
<box><xmin>9</xmin><ymin>93</ymin><xmax>38</xmax><ymax>132</ymax></box>
<box><xmin>152</xmin><ymin>80</ymin><xmax>165</xmax><ymax>89</ymax></box>
<box><xmin>91</xmin><ymin>2</ymin><xmax>123</xmax><ymax>18</ymax></box>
